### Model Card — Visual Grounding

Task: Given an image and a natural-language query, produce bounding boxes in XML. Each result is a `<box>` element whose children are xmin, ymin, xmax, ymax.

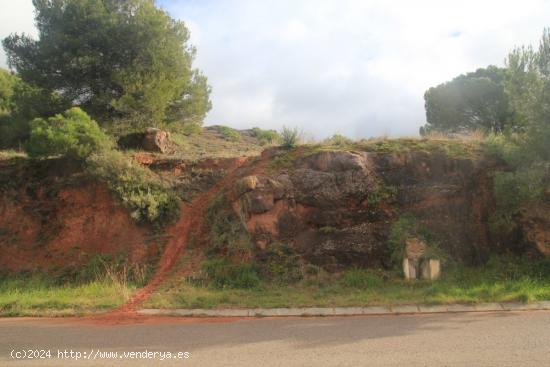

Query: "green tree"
<box><xmin>26</xmin><ymin>107</ymin><xmax>111</xmax><ymax>159</ymax></box>
<box><xmin>487</xmin><ymin>29</ymin><xmax>550</xmax><ymax>231</ymax></box>
<box><xmin>3</xmin><ymin>0</ymin><xmax>211</xmax><ymax>130</ymax></box>
<box><xmin>0</xmin><ymin>69</ymin><xmax>16</xmax><ymax>117</ymax></box>
<box><xmin>504</xmin><ymin>28</ymin><xmax>550</xmax><ymax>160</ymax></box>
<box><xmin>421</xmin><ymin>66</ymin><xmax>511</xmax><ymax>135</ymax></box>
<box><xmin>0</xmin><ymin>68</ymin><xmax>69</xmax><ymax>148</ymax></box>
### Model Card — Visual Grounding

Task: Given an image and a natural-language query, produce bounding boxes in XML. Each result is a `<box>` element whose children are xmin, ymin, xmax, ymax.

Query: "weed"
<box><xmin>202</xmin><ymin>259</ymin><xmax>260</xmax><ymax>289</ymax></box>
<box><xmin>258</xmin><ymin>243</ymin><xmax>303</xmax><ymax>283</ymax></box>
<box><xmin>214</xmin><ymin>125</ymin><xmax>241</xmax><ymax>141</ymax></box>
<box><xmin>251</xmin><ymin>127</ymin><xmax>281</xmax><ymax>145</ymax></box>
<box><xmin>340</xmin><ymin>268</ymin><xmax>384</xmax><ymax>289</ymax></box>
<box><xmin>280</xmin><ymin>126</ymin><xmax>302</xmax><ymax>149</ymax></box>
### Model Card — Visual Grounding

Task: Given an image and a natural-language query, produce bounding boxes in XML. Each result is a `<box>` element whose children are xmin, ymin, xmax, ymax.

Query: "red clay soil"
<box><xmin>86</xmin><ymin>152</ymin><xmax>275</xmax><ymax>325</ymax></box>
<box><xmin>0</xmin><ymin>183</ymin><xmax>152</xmax><ymax>271</ymax></box>
<box><xmin>117</xmin><ymin>156</ymin><xmax>250</xmax><ymax>313</ymax></box>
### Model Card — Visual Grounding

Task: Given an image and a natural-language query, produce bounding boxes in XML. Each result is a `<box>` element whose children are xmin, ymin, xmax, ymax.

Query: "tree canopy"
<box><xmin>3</xmin><ymin>0</ymin><xmax>211</xmax><ymax>130</ymax></box>
<box><xmin>421</xmin><ymin>66</ymin><xmax>511</xmax><ymax>135</ymax></box>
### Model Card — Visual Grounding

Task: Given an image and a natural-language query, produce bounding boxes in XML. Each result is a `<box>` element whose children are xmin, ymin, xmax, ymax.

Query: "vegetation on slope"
<box><xmin>145</xmin><ymin>255</ymin><xmax>550</xmax><ymax>309</ymax></box>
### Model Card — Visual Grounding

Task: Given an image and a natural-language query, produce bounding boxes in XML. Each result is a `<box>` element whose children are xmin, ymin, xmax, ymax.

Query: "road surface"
<box><xmin>1</xmin><ymin>311</ymin><xmax>549</xmax><ymax>366</ymax></box>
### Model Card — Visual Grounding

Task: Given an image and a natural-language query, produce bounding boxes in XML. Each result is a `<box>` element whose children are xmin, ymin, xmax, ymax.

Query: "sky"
<box><xmin>1</xmin><ymin>0</ymin><xmax>550</xmax><ymax>138</ymax></box>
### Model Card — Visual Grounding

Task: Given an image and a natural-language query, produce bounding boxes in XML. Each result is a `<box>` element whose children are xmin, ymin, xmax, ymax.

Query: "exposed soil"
<box><xmin>116</xmin><ymin>156</ymin><xmax>250</xmax><ymax>313</ymax></box>
<box><xmin>0</xmin><ymin>181</ymin><xmax>153</xmax><ymax>272</ymax></box>
<box><xmin>87</xmin><ymin>152</ymin><xmax>276</xmax><ymax>324</ymax></box>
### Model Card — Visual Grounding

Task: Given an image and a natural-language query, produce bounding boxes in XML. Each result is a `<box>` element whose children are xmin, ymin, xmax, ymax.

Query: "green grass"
<box><xmin>144</xmin><ymin>258</ymin><xmax>550</xmax><ymax>309</ymax></box>
<box><xmin>212</xmin><ymin>125</ymin><xmax>241</xmax><ymax>141</ymax></box>
<box><xmin>269</xmin><ymin>137</ymin><xmax>483</xmax><ymax>173</ymax></box>
<box><xmin>0</xmin><ymin>277</ymin><xmax>133</xmax><ymax>316</ymax></box>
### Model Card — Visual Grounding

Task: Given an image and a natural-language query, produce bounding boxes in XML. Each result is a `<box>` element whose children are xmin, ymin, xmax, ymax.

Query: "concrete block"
<box><xmin>403</xmin><ymin>258</ymin><xmax>417</xmax><ymax>280</ymax></box>
<box><xmin>391</xmin><ymin>305</ymin><xmax>419</xmax><ymax>314</ymax></box>
<box><xmin>362</xmin><ymin>306</ymin><xmax>392</xmax><ymax>315</ymax></box>
<box><xmin>418</xmin><ymin>304</ymin><xmax>449</xmax><ymax>313</ymax></box>
<box><xmin>333</xmin><ymin>307</ymin><xmax>364</xmax><ymax>315</ymax></box>
<box><xmin>258</xmin><ymin>308</ymin><xmax>303</xmax><ymax>316</ymax></box>
<box><xmin>474</xmin><ymin>303</ymin><xmax>504</xmax><ymax>312</ymax></box>
<box><xmin>421</xmin><ymin>259</ymin><xmax>441</xmax><ymax>280</ymax></box>
<box><xmin>299</xmin><ymin>308</ymin><xmax>334</xmax><ymax>316</ymax></box>
<box><xmin>214</xmin><ymin>309</ymin><xmax>250</xmax><ymax>317</ymax></box>
<box><xmin>536</xmin><ymin>301</ymin><xmax>550</xmax><ymax>310</ymax></box>
<box><xmin>446</xmin><ymin>304</ymin><xmax>476</xmax><ymax>312</ymax></box>
<box><xmin>501</xmin><ymin>302</ymin><xmax>532</xmax><ymax>311</ymax></box>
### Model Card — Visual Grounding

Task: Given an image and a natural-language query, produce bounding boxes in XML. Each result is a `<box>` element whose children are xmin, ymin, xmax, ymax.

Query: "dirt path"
<box><xmin>88</xmin><ymin>151</ymin><xmax>274</xmax><ymax>324</ymax></box>
<box><xmin>117</xmin><ymin>156</ymin><xmax>249</xmax><ymax>313</ymax></box>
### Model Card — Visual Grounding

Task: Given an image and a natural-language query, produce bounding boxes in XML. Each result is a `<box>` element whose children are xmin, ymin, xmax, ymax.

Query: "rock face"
<box><xmin>405</xmin><ymin>238</ymin><xmax>427</xmax><ymax>260</ymax></box>
<box><xmin>142</xmin><ymin>128</ymin><xmax>172</xmax><ymax>153</ymax></box>
<box><xmin>227</xmin><ymin>149</ymin><xmax>512</xmax><ymax>271</ymax></box>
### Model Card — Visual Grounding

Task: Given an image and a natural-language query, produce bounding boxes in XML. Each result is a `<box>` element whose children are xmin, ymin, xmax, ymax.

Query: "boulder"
<box><xmin>244</xmin><ymin>193</ymin><xmax>275</xmax><ymax>214</ymax></box>
<box><xmin>405</xmin><ymin>238</ymin><xmax>427</xmax><ymax>260</ymax></box>
<box><xmin>142</xmin><ymin>128</ymin><xmax>171</xmax><ymax>153</ymax></box>
<box><xmin>235</xmin><ymin>176</ymin><xmax>260</xmax><ymax>197</ymax></box>
<box><xmin>294</xmin><ymin>151</ymin><xmax>368</xmax><ymax>172</ymax></box>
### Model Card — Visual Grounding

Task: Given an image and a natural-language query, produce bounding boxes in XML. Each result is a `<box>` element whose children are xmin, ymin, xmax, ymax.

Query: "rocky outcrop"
<box><xmin>225</xmin><ymin>149</ymin><xmax>510</xmax><ymax>270</ymax></box>
<box><xmin>142</xmin><ymin>127</ymin><xmax>172</xmax><ymax>153</ymax></box>
<box><xmin>118</xmin><ymin>128</ymin><xmax>175</xmax><ymax>153</ymax></box>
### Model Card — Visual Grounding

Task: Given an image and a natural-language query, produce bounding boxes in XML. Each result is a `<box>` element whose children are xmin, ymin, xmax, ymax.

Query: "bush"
<box><xmin>215</xmin><ymin>125</ymin><xmax>241</xmax><ymax>141</ymax></box>
<box><xmin>485</xmin><ymin>133</ymin><xmax>549</xmax><ymax>224</ymax></box>
<box><xmin>86</xmin><ymin>150</ymin><xmax>180</xmax><ymax>226</ymax></box>
<box><xmin>202</xmin><ymin>259</ymin><xmax>260</xmax><ymax>289</ymax></box>
<box><xmin>206</xmin><ymin>194</ymin><xmax>253</xmax><ymax>258</ymax></box>
<box><xmin>323</xmin><ymin>133</ymin><xmax>352</xmax><ymax>146</ymax></box>
<box><xmin>493</xmin><ymin>167</ymin><xmax>547</xmax><ymax>214</ymax></box>
<box><xmin>340</xmin><ymin>268</ymin><xmax>383</xmax><ymax>289</ymax></box>
<box><xmin>180</xmin><ymin>122</ymin><xmax>202</xmax><ymax>136</ymax></box>
<box><xmin>259</xmin><ymin>243</ymin><xmax>303</xmax><ymax>283</ymax></box>
<box><xmin>26</xmin><ymin>108</ymin><xmax>111</xmax><ymax>159</ymax></box>
<box><xmin>251</xmin><ymin>127</ymin><xmax>281</xmax><ymax>145</ymax></box>
<box><xmin>280</xmin><ymin>126</ymin><xmax>302</xmax><ymax>149</ymax></box>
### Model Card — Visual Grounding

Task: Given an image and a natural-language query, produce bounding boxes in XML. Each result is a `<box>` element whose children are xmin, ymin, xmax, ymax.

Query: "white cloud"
<box><xmin>3</xmin><ymin>0</ymin><xmax>550</xmax><ymax>138</ymax></box>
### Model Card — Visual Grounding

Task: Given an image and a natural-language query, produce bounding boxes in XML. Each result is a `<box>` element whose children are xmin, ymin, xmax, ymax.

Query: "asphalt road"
<box><xmin>1</xmin><ymin>311</ymin><xmax>549</xmax><ymax>367</ymax></box>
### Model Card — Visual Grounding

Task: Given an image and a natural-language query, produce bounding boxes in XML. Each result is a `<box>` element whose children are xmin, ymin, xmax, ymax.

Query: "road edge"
<box><xmin>138</xmin><ymin>301</ymin><xmax>550</xmax><ymax>317</ymax></box>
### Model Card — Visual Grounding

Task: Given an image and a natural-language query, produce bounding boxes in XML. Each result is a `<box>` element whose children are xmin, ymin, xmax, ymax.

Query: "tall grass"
<box><xmin>0</xmin><ymin>256</ymin><xmax>150</xmax><ymax>316</ymax></box>
<box><xmin>145</xmin><ymin>256</ymin><xmax>550</xmax><ymax>309</ymax></box>
<box><xmin>0</xmin><ymin>276</ymin><xmax>134</xmax><ymax>316</ymax></box>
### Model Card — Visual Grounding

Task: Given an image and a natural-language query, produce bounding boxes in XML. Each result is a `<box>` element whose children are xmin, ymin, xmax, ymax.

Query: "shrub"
<box><xmin>323</xmin><ymin>133</ymin><xmax>352</xmax><ymax>146</ymax></box>
<box><xmin>206</xmin><ymin>194</ymin><xmax>253</xmax><ymax>258</ymax></box>
<box><xmin>215</xmin><ymin>125</ymin><xmax>241</xmax><ymax>141</ymax></box>
<box><xmin>280</xmin><ymin>126</ymin><xmax>302</xmax><ymax>149</ymax></box>
<box><xmin>202</xmin><ymin>259</ymin><xmax>260</xmax><ymax>289</ymax></box>
<box><xmin>86</xmin><ymin>150</ymin><xmax>180</xmax><ymax>226</ymax></box>
<box><xmin>26</xmin><ymin>108</ymin><xmax>111</xmax><ymax>159</ymax></box>
<box><xmin>251</xmin><ymin>127</ymin><xmax>281</xmax><ymax>145</ymax></box>
<box><xmin>485</xmin><ymin>133</ymin><xmax>549</xmax><ymax>225</ymax></box>
<box><xmin>367</xmin><ymin>185</ymin><xmax>397</xmax><ymax>206</ymax></box>
<box><xmin>340</xmin><ymin>268</ymin><xmax>383</xmax><ymax>289</ymax></box>
<box><xmin>259</xmin><ymin>243</ymin><xmax>303</xmax><ymax>283</ymax></box>
<box><xmin>180</xmin><ymin>122</ymin><xmax>202</xmax><ymax>136</ymax></box>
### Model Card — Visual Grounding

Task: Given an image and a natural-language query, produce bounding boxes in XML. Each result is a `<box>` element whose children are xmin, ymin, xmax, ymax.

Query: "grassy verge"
<box><xmin>0</xmin><ymin>276</ymin><xmax>134</xmax><ymax>317</ymax></box>
<box><xmin>144</xmin><ymin>258</ymin><xmax>550</xmax><ymax>309</ymax></box>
